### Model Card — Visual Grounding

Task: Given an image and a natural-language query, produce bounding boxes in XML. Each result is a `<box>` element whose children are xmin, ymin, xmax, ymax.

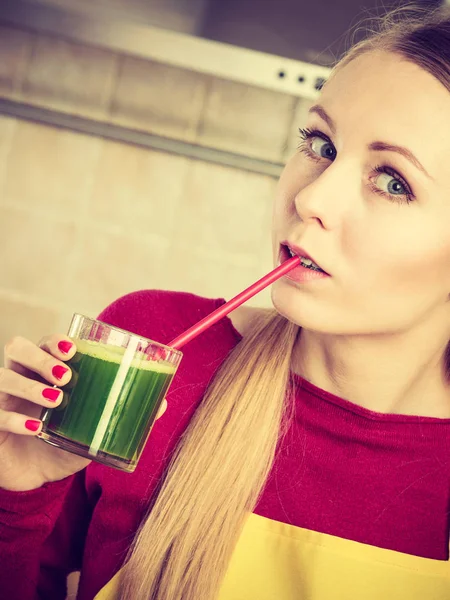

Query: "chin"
<box><xmin>270</xmin><ymin>280</ymin><xmax>359</xmax><ymax>335</ymax></box>
<box><xmin>270</xmin><ymin>281</ymin><xmax>321</xmax><ymax>331</ymax></box>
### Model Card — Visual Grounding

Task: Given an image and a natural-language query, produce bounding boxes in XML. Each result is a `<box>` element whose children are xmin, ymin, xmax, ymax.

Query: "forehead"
<box><xmin>323</xmin><ymin>51</ymin><xmax>450</xmax><ymax>123</ymax></box>
<box><xmin>318</xmin><ymin>51</ymin><xmax>450</xmax><ymax>181</ymax></box>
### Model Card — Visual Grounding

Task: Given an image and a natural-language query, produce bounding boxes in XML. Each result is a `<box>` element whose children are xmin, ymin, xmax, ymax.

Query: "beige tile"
<box><xmin>258</xmin><ymin>197</ymin><xmax>276</xmax><ymax>262</ymax></box>
<box><xmin>0</xmin><ymin>206</ymin><xmax>77</xmax><ymax>304</ymax></box>
<box><xmin>197</xmin><ymin>78</ymin><xmax>296</xmax><ymax>162</ymax></box>
<box><xmin>161</xmin><ymin>241</ymin><xmax>263</xmax><ymax>302</ymax></box>
<box><xmin>89</xmin><ymin>141</ymin><xmax>189</xmax><ymax>238</ymax></box>
<box><xmin>0</xmin><ymin>294</ymin><xmax>60</xmax><ymax>349</ymax></box>
<box><xmin>69</xmin><ymin>228</ymin><xmax>171</xmax><ymax>315</ymax></box>
<box><xmin>55</xmin><ymin>305</ymin><xmax>80</xmax><ymax>341</ymax></box>
<box><xmin>110</xmin><ymin>57</ymin><xmax>208</xmax><ymax>141</ymax></box>
<box><xmin>0</xmin><ymin>116</ymin><xmax>17</xmax><ymax>204</ymax></box>
<box><xmin>284</xmin><ymin>96</ymin><xmax>315</xmax><ymax>161</ymax></box>
<box><xmin>250</xmin><ymin>284</ymin><xmax>273</xmax><ymax>309</ymax></box>
<box><xmin>0</xmin><ymin>26</ymin><xmax>33</xmax><ymax>99</ymax></box>
<box><xmin>3</xmin><ymin>120</ymin><xmax>102</xmax><ymax>216</ymax></box>
<box><xmin>172</xmin><ymin>161</ymin><xmax>276</xmax><ymax>267</ymax></box>
<box><xmin>256</xmin><ymin>239</ymin><xmax>276</xmax><ymax>309</ymax></box>
<box><xmin>22</xmin><ymin>35</ymin><xmax>118</xmax><ymax>120</ymax></box>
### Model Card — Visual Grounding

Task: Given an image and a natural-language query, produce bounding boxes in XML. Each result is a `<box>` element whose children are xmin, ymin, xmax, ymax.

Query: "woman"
<box><xmin>0</xmin><ymin>4</ymin><xmax>449</xmax><ymax>599</ymax></box>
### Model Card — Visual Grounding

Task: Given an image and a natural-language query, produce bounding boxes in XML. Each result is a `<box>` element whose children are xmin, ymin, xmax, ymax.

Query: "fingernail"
<box><xmin>42</xmin><ymin>388</ymin><xmax>61</xmax><ymax>402</ymax></box>
<box><xmin>25</xmin><ymin>419</ymin><xmax>41</xmax><ymax>432</ymax></box>
<box><xmin>52</xmin><ymin>365</ymin><xmax>69</xmax><ymax>380</ymax></box>
<box><xmin>58</xmin><ymin>341</ymin><xmax>73</xmax><ymax>354</ymax></box>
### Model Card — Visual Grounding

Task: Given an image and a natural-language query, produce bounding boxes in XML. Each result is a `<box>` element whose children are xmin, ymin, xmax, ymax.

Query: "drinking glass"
<box><xmin>38</xmin><ymin>314</ymin><xmax>182</xmax><ymax>472</ymax></box>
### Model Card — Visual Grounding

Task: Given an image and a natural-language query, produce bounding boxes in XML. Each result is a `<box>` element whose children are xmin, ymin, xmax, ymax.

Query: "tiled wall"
<box><xmin>0</xmin><ymin>24</ymin><xmax>313</xmax><ymax>350</ymax></box>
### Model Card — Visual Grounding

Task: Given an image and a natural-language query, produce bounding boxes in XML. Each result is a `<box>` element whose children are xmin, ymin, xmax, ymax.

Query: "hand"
<box><xmin>0</xmin><ymin>335</ymin><xmax>168</xmax><ymax>492</ymax></box>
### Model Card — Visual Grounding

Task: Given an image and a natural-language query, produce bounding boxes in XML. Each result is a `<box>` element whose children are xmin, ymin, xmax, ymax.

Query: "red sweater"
<box><xmin>0</xmin><ymin>290</ymin><xmax>449</xmax><ymax>599</ymax></box>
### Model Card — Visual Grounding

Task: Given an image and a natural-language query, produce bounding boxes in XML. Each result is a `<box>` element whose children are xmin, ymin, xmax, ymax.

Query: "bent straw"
<box><xmin>168</xmin><ymin>255</ymin><xmax>300</xmax><ymax>350</ymax></box>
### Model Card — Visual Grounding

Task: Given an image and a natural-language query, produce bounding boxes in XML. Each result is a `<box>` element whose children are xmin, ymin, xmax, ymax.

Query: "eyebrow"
<box><xmin>308</xmin><ymin>104</ymin><xmax>433</xmax><ymax>180</ymax></box>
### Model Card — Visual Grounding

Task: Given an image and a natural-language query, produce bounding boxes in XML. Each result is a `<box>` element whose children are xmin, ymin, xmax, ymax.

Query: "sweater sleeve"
<box><xmin>0</xmin><ymin>289</ymin><xmax>232</xmax><ymax>600</ymax></box>
<box><xmin>0</xmin><ymin>470</ymin><xmax>91</xmax><ymax>600</ymax></box>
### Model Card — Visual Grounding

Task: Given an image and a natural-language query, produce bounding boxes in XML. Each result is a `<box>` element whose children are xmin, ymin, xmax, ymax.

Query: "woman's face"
<box><xmin>271</xmin><ymin>50</ymin><xmax>450</xmax><ymax>336</ymax></box>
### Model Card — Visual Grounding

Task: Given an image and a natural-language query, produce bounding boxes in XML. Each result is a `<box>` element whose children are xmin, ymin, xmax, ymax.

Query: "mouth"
<box><xmin>279</xmin><ymin>242</ymin><xmax>329</xmax><ymax>275</ymax></box>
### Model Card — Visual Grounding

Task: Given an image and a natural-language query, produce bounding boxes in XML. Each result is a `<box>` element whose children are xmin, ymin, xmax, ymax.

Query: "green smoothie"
<box><xmin>41</xmin><ymin>339</ymin><xmax>176</xmax><ymax>464</ymax></box>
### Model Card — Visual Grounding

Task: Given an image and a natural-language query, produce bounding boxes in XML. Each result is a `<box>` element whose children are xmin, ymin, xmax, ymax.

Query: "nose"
<box><xmin>293</xmin><ymin>160</ymin><xmax>354</xmax><ymax>229</ymax></box>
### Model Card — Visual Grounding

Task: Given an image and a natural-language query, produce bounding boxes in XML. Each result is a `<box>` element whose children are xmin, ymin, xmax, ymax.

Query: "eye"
<box><xmin>298</xmin><ymin>128</ymin><xmax>336</xmax><ymax>161</ymax></box>
<box><xmin>297</xmin><ymin>128</ymin><xmax>415</xmax><ymax>205</ymax></box>
<box><xmin>370</xmin><ymin>166</ymin><xmax>414</xmax><ymax>204</ymax></box>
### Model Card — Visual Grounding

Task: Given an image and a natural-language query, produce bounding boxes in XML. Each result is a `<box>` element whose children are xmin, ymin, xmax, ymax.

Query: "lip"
<box><xmin>280</xmin><ymin>240</ymin><xmax>329</xmax><ymax>275</ymax></box>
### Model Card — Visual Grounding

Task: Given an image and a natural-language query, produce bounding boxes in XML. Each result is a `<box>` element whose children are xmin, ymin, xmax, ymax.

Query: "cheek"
<box><xmin>272</xmin><ymin>193</ymin><xmax>291</xmax><ymax>225</ymax></box>
<box><xmin>345</xmin><ymin>218</ymin><xmax>449</xmax><ymax>296</ymax></box>
<box><xmin>395</xmin><ymin>241</ymin><xmax>450</xmax><ymax>287</ymax></box>
<box><xmin>272</xmin><ymin>184</ymin><xmax>293</xmax><ymax>225</ymax></box>
<box><xmin>273</xmin><ymin>158</ymin><xmax>307</xmax><ymax>220</ymax></box>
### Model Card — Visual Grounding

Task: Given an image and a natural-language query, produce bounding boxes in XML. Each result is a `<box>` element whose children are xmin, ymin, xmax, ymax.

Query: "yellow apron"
<box><xmin>95</xmin><ymin>512</ymin><xmax>450</xmax><ymax>599</ymax></box>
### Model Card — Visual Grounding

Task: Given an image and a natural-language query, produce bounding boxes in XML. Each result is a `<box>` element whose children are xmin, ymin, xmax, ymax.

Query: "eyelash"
<box><xmin>297</xmin><ymin>128</ymin><xmax>415</xmax><ymax>205</ymax></box>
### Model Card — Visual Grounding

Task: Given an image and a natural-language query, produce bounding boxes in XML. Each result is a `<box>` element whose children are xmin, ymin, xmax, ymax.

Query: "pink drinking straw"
<box><xmin>168</xmin><ymin>255</ymin><xmax>300</xmax><ymax>350</ymax></box>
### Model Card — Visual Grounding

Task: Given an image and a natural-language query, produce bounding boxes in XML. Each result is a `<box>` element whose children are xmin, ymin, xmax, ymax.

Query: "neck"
<box><xmin>292</xmin><ymin>322</ymin><xmax>450</xmax><ymax>419</ymax></box>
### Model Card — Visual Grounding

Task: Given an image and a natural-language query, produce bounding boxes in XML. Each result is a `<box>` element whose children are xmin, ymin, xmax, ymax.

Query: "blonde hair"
<box><xmin>120</xmin><ymin>4</ymin><xmax>450</xmax><ymax>598</ymax></box>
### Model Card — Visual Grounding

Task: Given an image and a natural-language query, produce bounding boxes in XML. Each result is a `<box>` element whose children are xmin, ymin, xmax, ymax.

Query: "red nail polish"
<box><xmin>58</xmin><ymin>341</ymin><xmax>73</xmax><ymax>354</ymax></box>
<box><xmin>52</xmin><ymin>365</ymin><xmax>68</xmax><ymax>380</ymax></box>
<box><xmin>42</xmin><ymin>388</ymin><xmax>61</xmax><ymax>402</ymax></box>
<box><xmin>25</xmin><ymin>419</ymin><xmax>41</xmax><ymax>432</ymax></box>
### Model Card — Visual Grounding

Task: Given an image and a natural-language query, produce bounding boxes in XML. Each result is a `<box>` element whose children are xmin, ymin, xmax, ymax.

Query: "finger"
<box><xmin>38</xmin><ymin>334</ymin><xmax>77</xmax><ymax>361</ymax></box>
<box><xmin>0</xmin><ymin>409</ymin><xmax>42</xmax><ymax>435</ymax></box>
<box><xmin>0</xmin><ymin>368</ymin><xmax>63</xmax><ymax>408</ymax></box>
<box><xmin>155</xmin><ymin>399</ymin><xmax>167</xmax><ymax>420</ymax></box>
<box><xmin>4</xmin><ymin>336</ymin><xmax>72</xmax><ymax>387</ymax></box>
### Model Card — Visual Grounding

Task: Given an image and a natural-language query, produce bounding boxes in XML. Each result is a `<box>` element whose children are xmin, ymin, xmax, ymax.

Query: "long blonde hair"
<box><xmin>120</xmin><ymin>4</ymin><xmax>450</xmax><ymax>598</ymax></box>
